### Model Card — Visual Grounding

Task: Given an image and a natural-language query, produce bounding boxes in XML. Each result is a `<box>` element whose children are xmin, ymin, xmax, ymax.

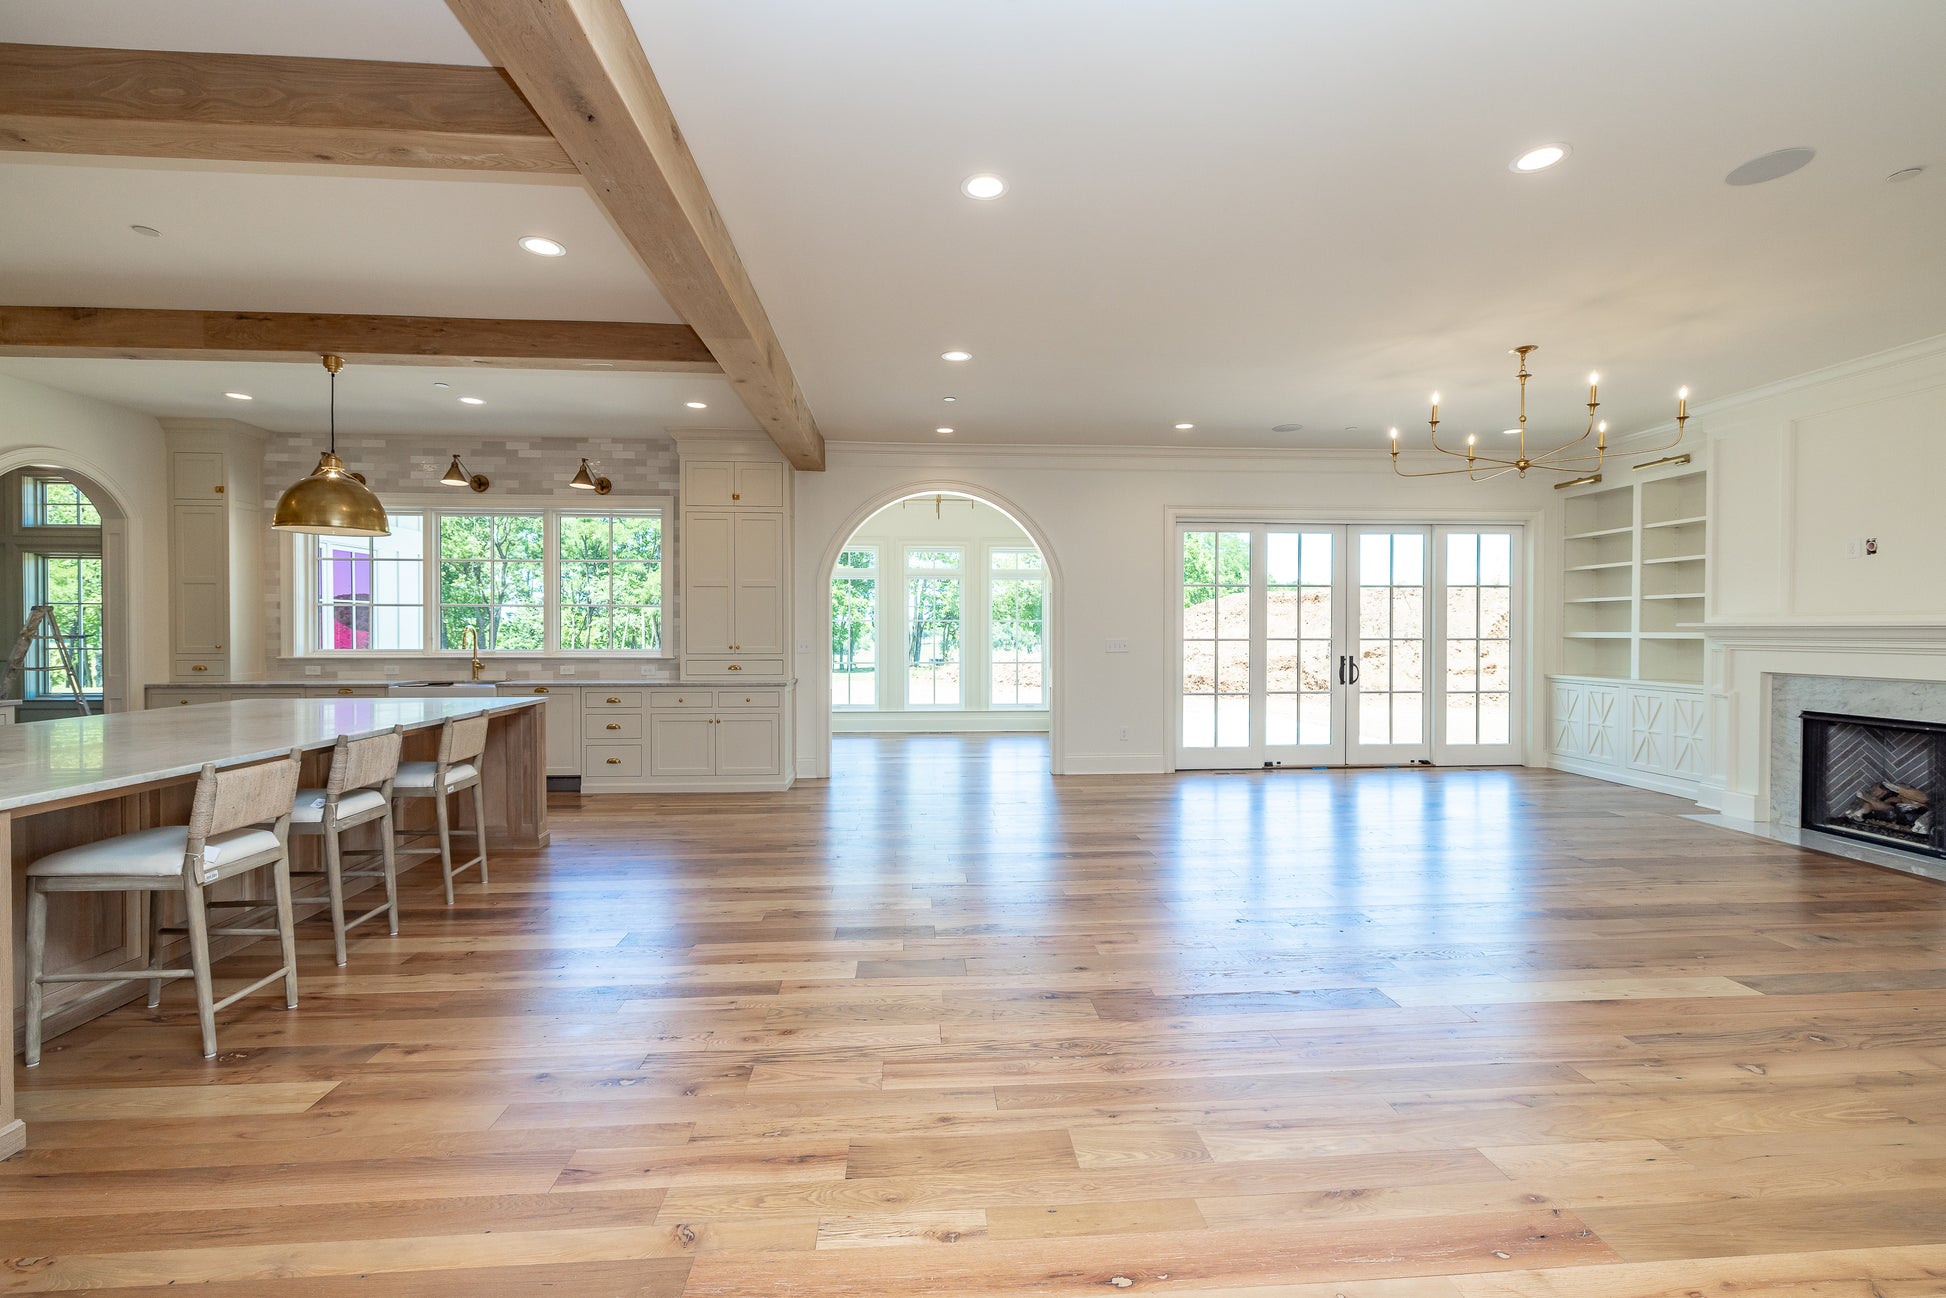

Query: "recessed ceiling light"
<box><xmin>224</xmin><ymin>392</ymin><xmax>253</xmax><ymax>401</ymax></box>
<box><xmin>1725</xmin><ymin>147</ymin><xmax>1816</xmax><ymax>186</ymax></box>
<box><xmin>941</xmin><ymin>350</ymin><xmax>972</xmax><ymax>362</ymax></box>
<box><xmin>582</xmin><ymin>362</ymin><xmax>615</xmax><ymax>369</ymax></box>
<box><xmin>1511</xmin><ymin>144</ymin><xmax>1569</xmax><ymax>173</ymax></box>
<box><xmin>685</xmin><ymin>401</ymin><xmax>708</xmax><ymax>409</ymax></box>
<box><xmin>1502</xmin><ymin>427</ymin><xmax>1522</xmax><ymax>435</ymax></box>
<box><xmin>129</xmin><ymin>224</ymin><xmax>160</xmax><ymax>237</ymax></box>
<box><xmin>459</xmin><ymin>396</ymin><xmax>485</xmax><ymax>405</ymax></box>
<box><xmin>433</xmin><ymin>381</ymin><xmax>451</xmax><ymax>389</ymax></box>
<box><xmin>1888</xmin><ymin>166</ymin><xmax>1925</xmax><ymax>184</ymax></box>
<box><xmin>942</xmin><ymin>396</ymin><xmax>957</xmax><ymax>402</ymax></box>
<box><xmin>517</xmin><ymin>235</ymin><xmax>567</xmax><ymax>257</ymax></box>
<box><xmin>936</xmin><ymin>427</ymin><xmax>955</xmax><ymax>434</ymax></box>
<box><xmin>1174</xmin><ymin>423</ymin><xmax>1195</xmax><ymax>430</ymax></box>
<box><xmin>961</xmin><ymin>174</ymin><xmax>1007</xmax><ymax>200</ymax></box>
<box><xmin>1271</xmin><ymin>423</ymin><xmax>1304</xmax><ymax>433</ymax></box>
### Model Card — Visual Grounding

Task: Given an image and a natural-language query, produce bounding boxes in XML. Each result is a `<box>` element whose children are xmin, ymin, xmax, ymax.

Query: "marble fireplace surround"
<box><xmin>1704</xmin><ymin>620</ymin><xmax>1946</xmax><ymax>826</ymax></box>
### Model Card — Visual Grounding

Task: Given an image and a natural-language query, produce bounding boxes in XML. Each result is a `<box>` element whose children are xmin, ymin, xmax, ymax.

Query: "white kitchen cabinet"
<box><xmin>162</xmin><ymin>421</ymin><xmax>265</xmax><ymax>682</ymax></box>
<box><xmin>1550</xmin><ymin>675</ymin><xmax>1705</xmax><ymax>798</ymax></box>
<box><xmin>683</xmin><ymin>459</ymin><xmax>786</xmax><ymax>509</ymax></box>
<box><xmin>582</xmin><ymin>684</ymin><xmax>792</xmax><ymax>791</ymax></box>
<box><xmin>648</xmin><ymin>714</ymin><xmax>715</xmax><ymax>777</ymax></box>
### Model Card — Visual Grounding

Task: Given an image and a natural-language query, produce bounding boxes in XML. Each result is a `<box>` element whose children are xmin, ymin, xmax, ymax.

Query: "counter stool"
<box><xmin>393</xmin><ymin>714</ymin><xmax>489</xmax><ymax>905</ymax></box>
<box><xmin>289</xmin><ymin>725</ymin><xmax>404</xmax><ymax>966</ymax></box>
<box><xmin>24</xmin><ymin>748</ymin><xmax>303</xmax><ymax>1062</ymax></box>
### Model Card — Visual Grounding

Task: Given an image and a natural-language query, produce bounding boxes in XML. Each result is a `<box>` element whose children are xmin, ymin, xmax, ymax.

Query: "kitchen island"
<box><xmin>1</xmin><ymin>696</ymin><xmax>547</xmax><ymax>1158</ymax></box>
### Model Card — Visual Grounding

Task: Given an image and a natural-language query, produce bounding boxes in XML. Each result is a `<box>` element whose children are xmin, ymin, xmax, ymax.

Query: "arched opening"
<box><xmin>813</xmin><ymin>486</ymin><xmax>1062</xmax><ymax>779</ymax></box>
<box><xmin>0</xmin><ymin>458</ymin><xmax>132</xmax><ymax>719</ymax></box>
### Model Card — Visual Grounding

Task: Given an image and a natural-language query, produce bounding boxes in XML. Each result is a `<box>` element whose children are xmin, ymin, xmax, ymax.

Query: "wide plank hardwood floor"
<box><xmin>10</xmin><ymin>733</ymin><xmax>1946</xmax><ymax>1294</ymax></box>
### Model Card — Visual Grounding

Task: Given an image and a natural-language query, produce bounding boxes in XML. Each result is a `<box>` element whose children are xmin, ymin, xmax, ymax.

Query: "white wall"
<box><xmin>793</xmin><ymin>445</ymin><xmax>1550</xmax><ymax>776</ymax></box>
<box><xmin>1675</xmin><ymin>333</ymin><xmax>1946</xmax><ymax>818</ymax></box>
<box><xmin>0</xmin><ymin>374</ymin><xmax>170</xmax><ymax>706</ymax></box>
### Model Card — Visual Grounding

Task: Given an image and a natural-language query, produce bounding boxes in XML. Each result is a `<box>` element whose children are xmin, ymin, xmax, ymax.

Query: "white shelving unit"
<box><xmin>1551</xmin><ymin>463</ymin><xmax>1710</xmax><ymax>797</ymax></box>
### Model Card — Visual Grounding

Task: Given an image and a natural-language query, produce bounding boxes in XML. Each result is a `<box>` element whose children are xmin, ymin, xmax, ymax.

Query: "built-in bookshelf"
<box><xmin>1559</xmin><ymin>466</ymin><xmax>1708</xmax><ymax>685</ymax></box>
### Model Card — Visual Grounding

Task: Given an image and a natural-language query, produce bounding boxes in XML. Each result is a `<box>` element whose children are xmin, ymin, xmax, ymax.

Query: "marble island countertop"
<box><xmin>0</xmin><ymin>696</ymin><xmax>540</xmax><ymax>814</ymax></box>
<box><xmin>171</xmin><ymin>678</ymin><xmax>796</xmax><ymax>690</ymax></box>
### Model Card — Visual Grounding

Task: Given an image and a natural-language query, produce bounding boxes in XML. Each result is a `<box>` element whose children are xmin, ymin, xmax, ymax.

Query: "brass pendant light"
<box><xmin>272</xmin><ymin>355</ymin><xmax>390</xmax><ymax>536</ymax></box>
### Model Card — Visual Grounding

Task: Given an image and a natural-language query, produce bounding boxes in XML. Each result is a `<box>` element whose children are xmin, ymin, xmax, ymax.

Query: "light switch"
<box><xmin>796</xmin><ymin>638</ymin><xmax>812</xmax><ymax>654</ymax></box>
<box><xmin>1105</xmin><ymin>638</ymin><xmax>1130</xmax><ymax>653</ymax></box>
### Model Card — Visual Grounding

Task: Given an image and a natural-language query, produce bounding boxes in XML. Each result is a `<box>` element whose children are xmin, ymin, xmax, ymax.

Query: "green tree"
<box><xmin>1182</xmin><ymin>531</ymin><xmax>1250</xmax><ymax>608</ymax></box>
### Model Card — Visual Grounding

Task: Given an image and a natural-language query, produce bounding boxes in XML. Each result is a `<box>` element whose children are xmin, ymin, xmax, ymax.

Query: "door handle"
<box><xmin>1348</xmin><ymin>655</ymin><xmax>1361</xmax><ymax>685</ymax></box>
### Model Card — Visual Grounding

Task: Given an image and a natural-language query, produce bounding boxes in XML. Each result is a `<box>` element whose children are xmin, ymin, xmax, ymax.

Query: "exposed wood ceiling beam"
<box><xmin>445</xmin><ymin>0</ymin><xmax>827</xmax><ymax>470</ymax></box>
<box><xmin>0</xmin><ymin>306</ymin><xmax>720</xmax><ymax>371</ymax></box>
<box><xmin>0</xmin><ymin>42</ymin><xmax>576</xmax><ymax>174</ymax></box>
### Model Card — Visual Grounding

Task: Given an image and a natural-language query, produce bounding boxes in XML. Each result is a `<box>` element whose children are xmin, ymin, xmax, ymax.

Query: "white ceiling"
<box><xmin>4</xmin><ymin>0</ymin><xmax>1946</xmax><ymax>449</ymax></box>
<box><xmin>0</xmin><ymin>359</ymin><xmax>754</xmax><ymax>439</ymax></box>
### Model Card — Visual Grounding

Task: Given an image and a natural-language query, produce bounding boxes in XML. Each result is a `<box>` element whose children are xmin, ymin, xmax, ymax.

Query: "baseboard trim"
<box><xmin>0</xmin><ymin>1118</ymin><xmax>23</xmax><ymax>1161</ymax></box>
<box><xmin>1550</xmin><ymin>753</ymin><xmax>1704</xmax><ymax>801</ymax></box>
<box><xmin>1061</xmin><ymin>752</ymin><xmax>1166</xmax><ymax>775</ymax></box>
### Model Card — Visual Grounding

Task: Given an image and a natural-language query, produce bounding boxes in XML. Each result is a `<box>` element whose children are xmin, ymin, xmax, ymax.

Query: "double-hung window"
<box><xmin>831</xmin><ymin>545</ymin><xmax>879</xmax><ymax>707</ymax></box>
<box><xmin>295</xmin><ymin>502</ymin><xmax>667</xmax><ymax>656</ymax></box>
<box><xmin>989</xmin><ymin>548</ymin><xmax>1045</xmax><ymax>707</ymax></box>
<box><xmin>905</xmin><ymin>547</ymin><xmax>963</xmax><ymax>707</ymax></box>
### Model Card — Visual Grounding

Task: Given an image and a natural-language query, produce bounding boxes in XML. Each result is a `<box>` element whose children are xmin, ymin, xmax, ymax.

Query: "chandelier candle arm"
<box><xmin>1386</xmin><ymin>345</ymin><xmax>1690</xmax><ymax>480</ymax></box>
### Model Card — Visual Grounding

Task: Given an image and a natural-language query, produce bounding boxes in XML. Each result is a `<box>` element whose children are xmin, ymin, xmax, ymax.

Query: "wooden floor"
<box><xmin>10</xmin><ymin>734</ymin><xmax>1946</xmax><ymax>1295</ymax></box>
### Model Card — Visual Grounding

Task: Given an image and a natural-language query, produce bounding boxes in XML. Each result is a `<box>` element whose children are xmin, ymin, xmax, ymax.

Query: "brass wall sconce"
<box><xmin>569</xmin><ymin>457</ymin><xmax>613</xmax><ymax>494</ymax></box>
<box><xmin>440</xmin><ymin>454</ymin><xmax>489</xmax><ymax>492</ymax></box>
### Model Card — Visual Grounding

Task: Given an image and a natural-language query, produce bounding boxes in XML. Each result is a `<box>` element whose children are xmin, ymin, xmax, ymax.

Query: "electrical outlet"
<box><xmin>1105</xmin><ymin>638</ymin><xmax>1130</xmax><ymax>653</ymax></box>
<box><xmin>382</xmin><ymin>664</ymin><xmax>399</xmax><ymax>676</ymax></box>
<box><xmin>1846</xmin><ymin>539</ymin><xmax>1862</xmax><ymax>559</ymax></box>
<box><xmin>303</xmin><ymin>664</ymin><xmax>322</xmax><ymax>676</ymax></box>
<box><xmin>559</xmin><ymin>664</ymin><xmax>577</xmax><ymax>675</ymax></box>
<box><xmin>1120</xmin><ymin>725</ymin><xmax>1130</xmax><ymax>741</ymax></box>
<box><xmin>796</xmin><ymin>638</ymin><xmax>812</xmax><ymax>654</ymax></box>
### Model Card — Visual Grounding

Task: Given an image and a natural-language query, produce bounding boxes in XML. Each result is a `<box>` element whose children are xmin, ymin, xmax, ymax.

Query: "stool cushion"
<box><xmin>28</xmin><ymin>825</ymin><xmax>281</xmax><ymax>879</ymax></box>
<box><xmin>393</xmin><ymin>761</ymin><xmax>478</xmax><ymax>792</ymax></box>
<box><xmin>291</xmin><ymin>787</ymin><xmax>388</xmax><ymax>824</ymax></box>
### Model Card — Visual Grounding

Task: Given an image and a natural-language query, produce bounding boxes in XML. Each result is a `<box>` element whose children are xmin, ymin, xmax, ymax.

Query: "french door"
<box><xmin>1176</xmin><ymin>523</ymin><xmax>1520</xmax><ymax>769</ymax></box>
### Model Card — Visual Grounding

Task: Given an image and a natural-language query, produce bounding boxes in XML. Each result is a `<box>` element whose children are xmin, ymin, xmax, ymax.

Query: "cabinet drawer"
<box><xmin>589</xmin><ymin>713</ymin><xmax>644</xmax><ymax>739</ymax></box>
<box><xmin>157</xmin><ymin>690</ymin><xmax>229</xmax><ymax>708</ymax></box>
<box><xmin>584</xmin><ymin>743</ymin><xmax>645</xmax><ymax>779</ymax></box>
<box><xmin>717</xmin><ymin>690</ymin><xmax>782</xmax><ymax>710</ymax></box>
<box><xmin>684</xmin><ymin>658</ymin><xmax>786</xmax><ymax>680</ymax></box>
<box><xmin>174</xmin><ymin>657</ymin><xmax>228</xmax><ymax>681</ymax></box>
<box><xmin>650</xmin><ymin>690</ymin><xmax>715</xmax><ymax>710</ymax></box>
<box><xmin>505</xmin><ymin>684</ymin><xmax>564</xmax><ymax>699</ymax></box>
<box><xmin>310</xmin><ymin>685</ymin><xmax>388</xmax><ymax>698</ymax></box>
<box><xmin>585</xmin><ymin>690</ymin><xmax>645</xmax><ymax>711</ymax></box>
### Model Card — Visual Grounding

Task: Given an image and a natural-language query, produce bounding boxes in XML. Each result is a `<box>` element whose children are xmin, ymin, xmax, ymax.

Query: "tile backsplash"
<box><xmin>262</xmin><ymin>431</ymin><xmax>684</xmax><ymax>681</ymax></box>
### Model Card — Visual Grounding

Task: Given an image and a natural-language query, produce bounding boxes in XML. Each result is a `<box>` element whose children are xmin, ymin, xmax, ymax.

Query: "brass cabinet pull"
<box><xmin>606</xmin><ymin>722</ymin><xmax>620</xmax><ymax>730</ymax></box>
<box><xmin>336</xmin><ymin>687</ymin><xmax>354</xmax><ymax>694</ymax></box>
<box><xmin>745</xmin><ymin>697</ymin><xmax>752</xmax><ymax>702</ymax></box>
<box><xmin>215</xmin><ymin>644</ymin><xmax>223</xmax><ymax>651</ymax></box>
<box><xmin>606</xmin><ymin>757</ymin><xmax>621</xmax><ymax>764</ymax></box>
<box><xmin>677</xmin><ymin>696</ymin><xmax>685</xmax><ymax>703</ymax></box>
<box><xmin>191</xmin><ymin>664</ymin><xmax>208</xmax><ymax>672</ymax></box>
<box><xmin>731</xmin><ymin>491</ymin><xmax>741</xmax><ymax>500</ymax></box>
<box><xmin>534</xmin><ymin>687</ymin><xmax>550</xmax><ymax>695</ymax></box>
<box><xmin>178</xmin><ymin>699</ymin><xmax>190</xmax><ymax>706</ymax></box>
<box><xmin>606</xmin><ymin>696</ymin><xmax>621</xmax><ymax>704</ymax></box>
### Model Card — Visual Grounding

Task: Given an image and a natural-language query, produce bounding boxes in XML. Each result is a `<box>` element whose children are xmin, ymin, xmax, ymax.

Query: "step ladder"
<box><xmin>1</xmin><ymin>604</ymin><xmax>92</xmax><ymax>717</ymax></box>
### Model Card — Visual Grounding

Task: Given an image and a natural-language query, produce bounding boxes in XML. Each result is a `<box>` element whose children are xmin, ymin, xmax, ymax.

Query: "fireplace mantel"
<box><xmin>1702</xmin><ymin>619</ymin><xmax>1946</xmax><ymax>822</ymax></box>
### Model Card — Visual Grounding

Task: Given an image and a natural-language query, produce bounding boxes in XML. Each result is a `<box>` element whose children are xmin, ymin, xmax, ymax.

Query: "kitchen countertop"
<box><xmin>172</xmin><ymin>678</ymin><xmax>796</xmax><ymax>689</ymax></box>
<box><xmin>0</xmin><ymin>696</ymin><xmax>540</xmax><ymax>814</ymax></box>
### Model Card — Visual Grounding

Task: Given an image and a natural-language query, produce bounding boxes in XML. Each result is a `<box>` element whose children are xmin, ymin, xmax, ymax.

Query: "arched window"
<box><xmin>4</xmin><ymin>470</ymin><xmax>105</xmax><ymax>702</ymax></box>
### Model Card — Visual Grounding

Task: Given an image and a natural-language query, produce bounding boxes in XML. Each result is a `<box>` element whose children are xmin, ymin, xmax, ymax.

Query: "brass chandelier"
<box><xmin>1388</xmin><ymin>345</ymin><xmax>1690</xmax><ymax>485</ymax></box>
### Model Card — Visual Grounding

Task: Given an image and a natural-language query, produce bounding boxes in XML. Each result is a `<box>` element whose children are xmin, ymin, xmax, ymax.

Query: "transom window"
<box><xmin>22</xmin><ymin>475</ymin><xmax>101</xmax><ymax>527</ymax></box>
<box><xmin>294</xmin><ymin>502</ymin><xmax>668</xmax><ymax>656</ymax></box>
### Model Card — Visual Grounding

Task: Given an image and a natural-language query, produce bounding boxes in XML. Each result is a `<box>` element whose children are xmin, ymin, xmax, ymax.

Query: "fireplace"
<box><xmin>1800</xmin><ymin>711</ymin><xmax>1945</xmax><ymax>859</ymax></box>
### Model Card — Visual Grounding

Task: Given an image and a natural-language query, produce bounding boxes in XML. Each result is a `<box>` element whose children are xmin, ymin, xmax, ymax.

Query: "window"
<box><xmin>831</xmin><ymin>545</ymin><xmax>878</xmax><ymax>707</ymax></box>
<box><xmin>560</xmin><ymin>514</ymin><xmax>662</xmax><ymax>651</ymax></box>
<box><xmin>1443</xmin><ymin>531</ymin><xmax>1514</xmax><ymax>746</ymax></box>
<box><xmin>989</xmin><ymin>548</ymin><xmax>1045</xmax><ymax>707</ymax></box>
<box><xmin>437</xmin><ymin>514</ymin><xmax>544</xmax><ymax>651</ymax></box>
<box><xmin>905</xmin><ymin>547</ymin><xmax>963</xmax><ymax>707</ymax></box>
<box><xmin>27</xmin><ymin>554</ymin><xmax>103</xmax><ymax>698</ymax></box>
<box><xmin>296</xmin><ymin>503</ymin><xmax>671</xmax><ymax>656</ymax></box>
<box><xmin>23</xmin><ymin>476</ymin><xmax>100</xmax><ymax>527</ymax></box>
<box><xmin>313</xmin><ymin>518</ymin><xmax>425</xmax><ymax>651</ymax></box>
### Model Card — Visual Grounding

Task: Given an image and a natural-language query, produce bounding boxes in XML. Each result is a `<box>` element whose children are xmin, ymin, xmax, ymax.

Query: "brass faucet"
<box><xmin>461</xmin><ymin>625</ymin><xmax>484</xmax><ymax>682</ymax></box>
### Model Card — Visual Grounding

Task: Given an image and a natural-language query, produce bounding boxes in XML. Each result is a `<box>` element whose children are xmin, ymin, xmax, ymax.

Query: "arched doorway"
<box><xmin>0</xmin><ymin>454</ymin><xmax>133</xmax><ymax>717</ymax></box>
<box><xmin>811</xmin><ymin>485</ymin><xmax>1063</xmax><ymax>778</ymax></box>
